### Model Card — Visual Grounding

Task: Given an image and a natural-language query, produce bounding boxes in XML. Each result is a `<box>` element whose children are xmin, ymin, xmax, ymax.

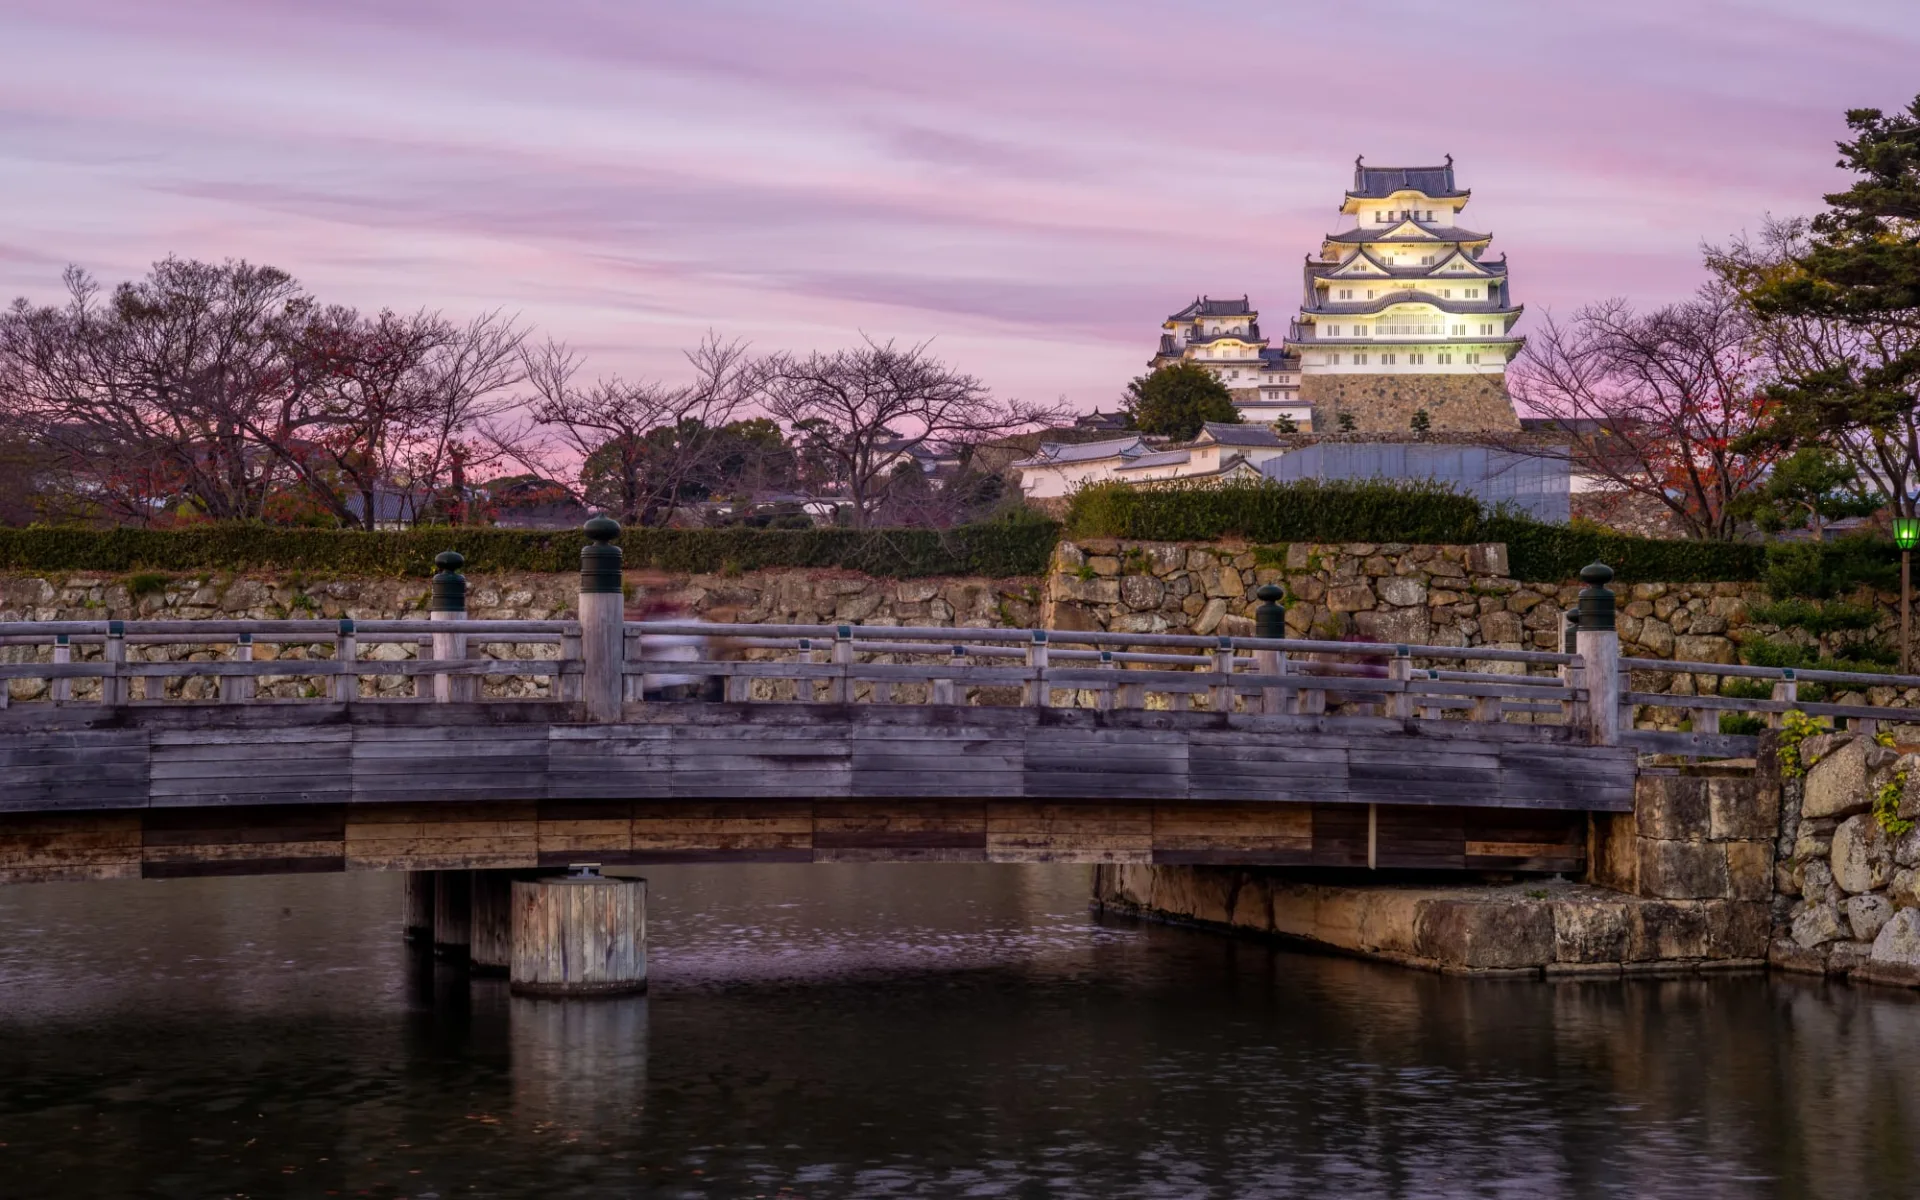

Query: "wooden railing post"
<box><xmin>931</xmin><ymin>645</ymin><xmax>960</xmax><ymax>706</ymax></box>
<box><xmin>829</xmin><ymin>626</ymin><xmax>853</xmax><ymax>704</ymax></box>
<box><xmin>102</xmin><ymin>621</ymin><xmax>126</xmax><ymax>706</ymax></box>
<box><xmin>1770</xmin><ymin>669</ymin><xmax>1798</xmax><ymax>729</ymax></box>
<box><xmin>559</xmin><ymin>628</ymin><xmax>582</xmax><ymax>702</ymax></box>
<box><xmin>430</xmin><ymin>551</ymin><xmax>468</xmax><ymax>703</ymax></box>
<box><xmin>1254</xmin><ymin>585</ymin><xmax>1285</xmax><ymax>715</ymax></box>
<box><xmin>1025</xmin><ymin>631</ymin><xmax>1050</xmax><ymax>707</ymax></box>
<box><xmin>51</xmin><ymin>634</ymin><xmax>71</xmax><ymax>703</ymax></box>
<box><xmin>333</xmin><ymin>620</ymin><xmax>358</xmax><ymax>703</ymax></box>
<box><xmin>1389</xmin><ymin>645</ymin><xmax>1413</xmax><ymax>720</ymax></box>
<box><xmin>1573</xmin><ymin>562</ymin><xmax>1620</xmax><ymax>746</ymax></box>
<box><xmin>1097</xmin><ymin>650</ymin><xmax>1118</xmax><ymax>712</ymax></box>
<box><xmin>220</xmin><ymin>632</ymin><xmax>254</xmax><ymax>704</ymax></box>
<box><xmin>578</xmin><ymin>517</ymin><xmax>626</xmax><ymax>722</ymax></box>
<box><xmin>1210</xmin><ymin>638</ymin><xmax>1234</xmax><ymax>714</ymax></box>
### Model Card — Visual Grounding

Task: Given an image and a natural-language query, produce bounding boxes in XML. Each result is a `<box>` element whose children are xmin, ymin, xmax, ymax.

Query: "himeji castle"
<box><xmin>1151</xmin><ymin>157</ymin><xmax>1525</xmax><ymax>432</ymax></box>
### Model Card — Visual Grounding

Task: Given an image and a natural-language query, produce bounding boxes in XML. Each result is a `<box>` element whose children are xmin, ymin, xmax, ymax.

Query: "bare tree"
<box><xmin>0</xmin><ymin>259</ymin><xmax>318</xmax><ymax>523</ymax></box>
<box><xmin>1507</xmin><ymin>283</ymin><xmax>1779</xmax><ymax>540</ymax></box>
<box><xmin>521</xmin><ymin>332</ymin><xmax>766</xmax><ymax>526</ymax></box>
<box><xmin>761</xmin><ymin>337</ymin><xmax>1066</xmax><ymax>528</ymax></box>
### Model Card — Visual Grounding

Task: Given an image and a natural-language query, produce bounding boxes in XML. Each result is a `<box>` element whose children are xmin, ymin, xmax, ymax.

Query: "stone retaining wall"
<box><xmin>1771</xmin><ymin>731</ymin><xmax>1920</xmax><ymax>987</ymax></box>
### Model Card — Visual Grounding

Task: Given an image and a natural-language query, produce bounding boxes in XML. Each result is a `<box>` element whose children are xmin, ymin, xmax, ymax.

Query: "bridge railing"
<box><xmin>1620</xmin><ymin>656</ymin><xmax>1920</xmax><ymax>747</ymax></box>
<box><xmin>0</xmin><ymin>616</ymin><xmax>1594</xmax><ymax>727</ymax></box>
<box><xmin>627</xmin><ymin>620</ymin><xmax>1587</xmax><ymax>722</ymax></box>
<box><xmin>0</xmin><ymin>619</ymin><xmax>581</xmax><ymax>705</ymax></box>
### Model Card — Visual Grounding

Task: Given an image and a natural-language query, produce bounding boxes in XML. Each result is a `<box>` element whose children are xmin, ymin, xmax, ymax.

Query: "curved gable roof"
<box><xmin>1344</xmin><ymin>156</ymin><xmax>1468</xmax><ymax>201</ymax></box>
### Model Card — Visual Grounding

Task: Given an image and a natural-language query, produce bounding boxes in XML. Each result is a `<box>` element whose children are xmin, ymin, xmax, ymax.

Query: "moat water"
<box><xmin>2</xmin><ymin>866</ymin><xmax>1918</xmax><ymax>1199</ymax></box>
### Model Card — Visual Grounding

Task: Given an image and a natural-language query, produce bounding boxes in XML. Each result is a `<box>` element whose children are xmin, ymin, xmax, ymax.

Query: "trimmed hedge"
<box><xmin>1</xmin><ymin>482</ymin><xmax>1901</xmax><ymax>590</ymax></box>
<box><xmin>0</xmin><ymin>521</ymin><xmax>1063</xmax><ymax>580</ymax></box>
<box><xmin>1065</xmin><ymin>480</ymin><xmax>1896</xmax><ymax>586</ymax></box>
<box><xmin>1065</xmin><ymin>479</ymin><xmax>1486</xmax><ymax>546</ymax></box>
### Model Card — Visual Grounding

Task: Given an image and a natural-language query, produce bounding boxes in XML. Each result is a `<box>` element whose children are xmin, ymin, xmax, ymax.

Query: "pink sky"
<box><xmin>2</xmin><ymin>0</ymin><xmax>1915</xmax><ymax>413</ymax></box>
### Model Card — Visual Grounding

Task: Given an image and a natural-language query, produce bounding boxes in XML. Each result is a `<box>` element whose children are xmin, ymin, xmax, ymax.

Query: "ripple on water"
<box><xmin>1</xmin><ymin>865</ymin><xmax>1919</xmax><ymax>1198</ymax></box>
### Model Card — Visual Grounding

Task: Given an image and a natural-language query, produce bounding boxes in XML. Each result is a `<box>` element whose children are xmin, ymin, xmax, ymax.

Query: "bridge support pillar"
<box><xmin>403</xmin><ymin>870</ymin><xmax>435</xmax><ymax>944</ymax></box>
<box><xmin>433</xmin><ymin>869</ymin><xmax>472</xmax><ymax>961</ymax></box>
<box><xmin>511</xmin><ymin>867</ymin><xmax>647</xmax><ymax>997</ymax></box>
<box><xmin>470</xmin><ymin>869</ymin><xmax>515</xmax><ymax>974</ymax></box>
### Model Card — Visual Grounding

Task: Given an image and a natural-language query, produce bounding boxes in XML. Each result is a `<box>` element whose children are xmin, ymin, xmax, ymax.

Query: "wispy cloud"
<box><xmin>0</xmin><ymin>0</ymin><xmax>1913</xmax><ymax>405</ymax></box>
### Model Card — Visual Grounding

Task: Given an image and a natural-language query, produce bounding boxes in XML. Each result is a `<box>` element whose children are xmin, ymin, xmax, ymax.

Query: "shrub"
<box><xmin>0</xmin><ymin>521</ymin><xmax>1060</xmax><ymax>580</ymax></box>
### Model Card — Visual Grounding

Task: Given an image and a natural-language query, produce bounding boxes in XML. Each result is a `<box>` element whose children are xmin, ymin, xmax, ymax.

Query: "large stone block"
<box><xmin>1831</xmin><ymin>814</ymin><xmax>1891</xmax><ymax>894</ymax></box>
<box><xmin>1552</xmin><ymin>901</ymin><xmax>1631</xmax><ymax>963</ymax></box>
<box><xmin>1637</xmin><ymin>839</ymin><xmax>1730</xmax><ymax>899</ymax></box>
<box><xmin>1791</xmin><ymin>900</ymin><xmax>1848</xmax><ymax>949</ymax></box>
<box><xmin>1725</xmin><ymin>841</ymin><xmax>1775</xmax><ymax>901</ymax></box>
<box><xmin>1803</xmin><ymin>736</ymin><xmax>1872</xmax><ymax>820</ymax></box>
<box><xmin>1709</xmin><ymin>777</ymin><xmax>1778</xmax><ymax>841</ymax></box>
<box><xmin>1626</xmin><ymin>901</ymin><xmax>1765</xmax><ymax>960</ymax></box>
<box><xmin>1635</xmin><ymin>775</ymin><xmax>1710</xmax><ymax>841</ymax></box>
<box><xmin>1414</xmin><ymin>900</ymin><xmax>1555</xmax><ymax>969</ymax></box>
<box><xmin>1867</xmin><ymin>908</ymin><xmax>1920</xmax><ymax>986</ymax></box>
<box><xmin>1847</xmin><ymin>892</ymin><xmax>1895</xmax><ymax>942</ymax></box>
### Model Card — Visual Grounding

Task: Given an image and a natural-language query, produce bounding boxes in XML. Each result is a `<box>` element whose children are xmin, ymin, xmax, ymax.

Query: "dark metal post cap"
<box><xmin>1253</xmin><ymin>583</ymin><xmax>1286</xmax><ymax>639</ymax></box>
<box><xmin>430</xmin><ymin>549</ymin><xmax>467</xmax><ymax>612</ymax></box>
<box><xmin>580</xmin><ymin>517</ymin><xmax>625</xmax><ymax>595</ymax></box>
<box><xmin>1575</xmin><ymin>562</ymin><xmax>1616</xmax><ymax>633</ymax></box>
<box><xmin>584</xmin><ymin>516</ymin><xmax>621</xmax><ymax>544</ymax></box>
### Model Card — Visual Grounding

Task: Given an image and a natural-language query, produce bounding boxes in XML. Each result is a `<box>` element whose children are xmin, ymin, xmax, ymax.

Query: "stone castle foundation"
<box><xmin>1302</xmin><ymin>373</ymin><xmax>1520</xmax><ymax>433</ymax></box>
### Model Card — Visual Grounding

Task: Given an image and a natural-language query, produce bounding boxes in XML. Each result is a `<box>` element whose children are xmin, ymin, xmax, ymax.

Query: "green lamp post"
<box><xmin>1897</xmin><ymin>516</ymin><xmax>1919</xmax><ymax>673</ymax></box>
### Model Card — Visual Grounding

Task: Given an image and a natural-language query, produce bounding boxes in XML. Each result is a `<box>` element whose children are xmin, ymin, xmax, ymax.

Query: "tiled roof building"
<box><xmin>1147</xmin><ymin>296</ymin><xmax>1308</xmax><ymax>429</ymax></box>
<box><xmin>1287</xmin><ymin>155</ymin><xmax>1524</xmax><ymax>432</ymax></box>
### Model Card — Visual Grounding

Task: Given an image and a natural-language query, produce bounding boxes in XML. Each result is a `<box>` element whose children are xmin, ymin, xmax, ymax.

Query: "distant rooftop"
<box><xmin>1193</xmin><ymin>422</ymin><xmax>1287</xmax><ymax>448</ymax></box>
<box><xmin>1167</xmin><ymin>295</ymin><xmax>1256</xmax><ymax>321</ymax></box>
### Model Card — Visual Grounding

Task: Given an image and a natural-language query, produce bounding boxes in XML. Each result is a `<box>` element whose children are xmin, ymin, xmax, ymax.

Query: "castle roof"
<box><xmin>1307</xmin><ymin>253</ymin><xmax>1507</xmax><ymax>281</ymax></box>
<box><xmin>1166</xmin><ymin>294</ymin><xmax>1256</xmax><ymax>321</ymax></box>
<box><xmin>1324</xmin><ymin>223</ymin><xmax>1491</xmax><ymax>245</ymax></box>
<box><xmin>1306</xmin><ymin>290</ymin><xmax>1521</xmax><ymax>317</ymax></box>
<box><xmin>1344</xmin><ymin>156</ymin><xmax>1468</xmax><ymax>201</ymax></box>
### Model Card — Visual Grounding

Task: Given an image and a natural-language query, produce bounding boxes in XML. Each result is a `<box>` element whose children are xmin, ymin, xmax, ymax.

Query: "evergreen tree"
<box><xmin>1122</xmin><ymin>362</ymin><xmax>1239</xmax><ymax>440</ymax></box>
<box><xmin>1336</xmin><ymin>413</ymin><xmax>1357</xmax><ymax>432</ymax></box>
<box><xmin>1717</xmin><ymin>95</ymin><xmax>1920</xmax><ymax>517</ymax></box>
<box><xmin>1409</xmin><ymin>409</ymin><xmax>1432</xmax><ymax>435</ymax></box>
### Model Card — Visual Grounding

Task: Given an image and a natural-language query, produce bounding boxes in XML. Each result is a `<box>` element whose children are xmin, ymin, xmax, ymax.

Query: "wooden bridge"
<box><xmin>1</xmin><ymin>549</ymin><xmax>1911</xmax><ymax>886</ymax></box>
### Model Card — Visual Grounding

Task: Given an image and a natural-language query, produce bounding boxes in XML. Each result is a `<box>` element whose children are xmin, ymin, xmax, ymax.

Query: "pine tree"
<box><xmin>1410</xmin><ymin>409</ymin><xmax>1432</xmax><ymax>435</ymax></box>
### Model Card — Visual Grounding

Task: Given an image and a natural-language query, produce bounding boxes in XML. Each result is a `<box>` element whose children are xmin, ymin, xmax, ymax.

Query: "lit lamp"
<box><xmin>1897</xmin><ymin>517</ymin><xmax>1919</xmax><ymax>674</ymax></box>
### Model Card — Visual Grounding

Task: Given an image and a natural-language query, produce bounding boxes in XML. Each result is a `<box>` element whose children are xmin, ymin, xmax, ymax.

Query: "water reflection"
<box><xmin>1</xmin><ymin>866</ymin><xmax>1918</xmax><ymax>1198</ymax></box>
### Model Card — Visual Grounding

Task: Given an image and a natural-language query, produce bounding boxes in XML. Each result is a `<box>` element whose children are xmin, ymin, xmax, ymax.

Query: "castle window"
<box><xmin>1437</xmin><ymin>352</ymin><xmax>1453</xmax><ymax>364</ymax></box>
<box><xmin>1422</xmin><ymin>256</ymin><xmax>1435</xmax><ymax>265</ymax></box>
<box><xmin>1366</xmin><ymin>289</ymin><xmax>1376</xmax><ymax>299</ymax></box>
<box><xmin>1355</xmin><ymin>353</ymin><xmax>1368</xmax><ymax>365</ymax></box>
<box><xmin>1326</xmin><ymin>325</ymin><xmax>1340</xmax><ymax>337</ymax></box>
<box><xmin>1442</xmin><ymin>289</ymin><xmax>1453</xmax><ymax>298</ymax></box>
<box><xmin>1329</xmin><ymin>353</ymin><xmax>1341</xmax><ymax>365</ymax></box>
<box><xmin>1466</xmin><ymin>353</ymin><xmax>1481</xmax><ymax>364</ymax></box>
<box><xmin>1408</xmin><ymin>353</ymin><xmax>1425</xmax><ymax>366</ymax></box>
<box><xmin>1452</xmin><ymin>324</ymin><xmax>1465</xmax><ymax>336</ymax></box>
<box><xmin>1466</xmin><ymin>288</ymin><xmax>1480</xmax><ymax>299</ymax></box>
<box><xmin>1339</xmin><ymin>288</ymin><xmax>1354</xmax><ymax>300</ymax></box>
<box><xmin>1380</xmin><ymin>353</ymin><xmax>1397</xmax><ymax>366</ymax></box>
